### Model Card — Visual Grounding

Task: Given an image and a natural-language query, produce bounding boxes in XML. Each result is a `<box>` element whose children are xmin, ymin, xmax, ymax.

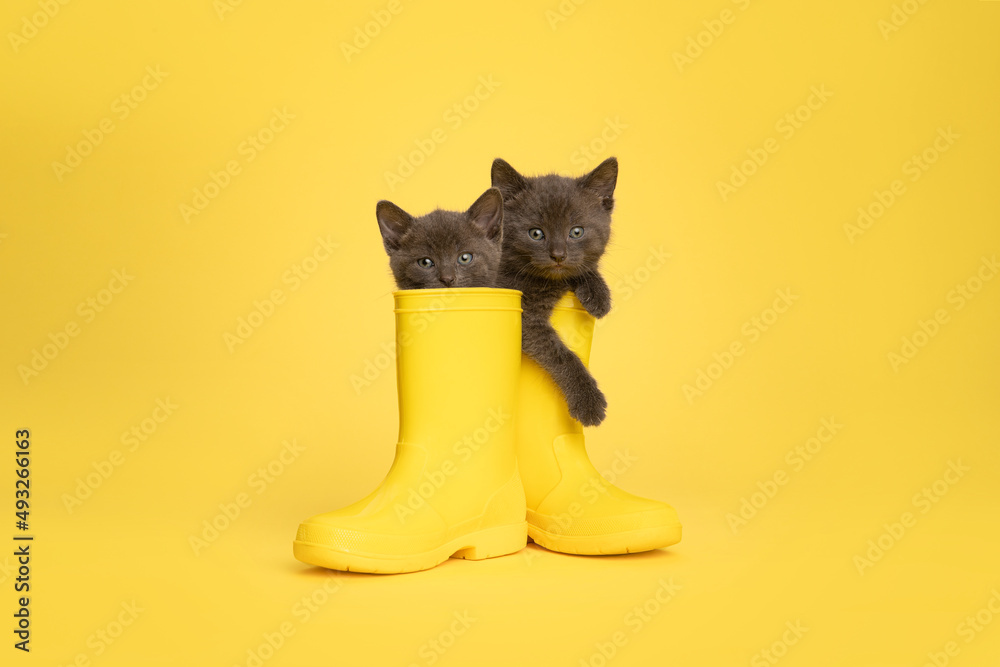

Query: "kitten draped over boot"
<box><xmin>491</xmin><ymin>157</ymin><xmax>617</xmax><ymax>426</ymax></box>
<box><xmin>376</xmin><ymin>187</ymin><xmax>504</xmax><ymax>290</ymax></box>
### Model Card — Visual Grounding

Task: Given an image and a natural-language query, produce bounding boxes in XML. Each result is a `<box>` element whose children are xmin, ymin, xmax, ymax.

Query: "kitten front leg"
<box><xmin>571</xmin><ymin>273</ymin><xmax>612</xmax><ymax>319</ymax></box>
<box><xmin>522</xmin><ymin>320</ymin><xmax>608</xmax><ymax>426</ymax></box>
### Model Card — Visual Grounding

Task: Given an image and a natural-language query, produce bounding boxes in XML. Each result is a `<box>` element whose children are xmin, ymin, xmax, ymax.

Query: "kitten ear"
<box><xmin>375</xmin><ymin>200</ymin><xmax>413</xmax><ymax>254</ymax></box>
<box><xmin>467</xmin><ymin>187</ymin><xmax>504</xmax><ymax>243</ymax></box>
<box><xmin>491</xmin><ymin>158</ymin><xmax>528</xmax><ymax>198</ymax></box>
<box><xmin>578</xmin><ymin>157</ymin><xmax>618</xmax><ymax>210</ymax></box>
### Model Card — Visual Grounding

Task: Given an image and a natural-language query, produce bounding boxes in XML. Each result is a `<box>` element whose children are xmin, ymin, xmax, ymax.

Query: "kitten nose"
<box><xmin>550</xmin><ymin>249</ymin><xmax>566</xmax><ymax>263</ymax></box>
<box><xmin>440</xmin><ymin>274</ymin><xmax>455</xmax><ymax>286</ymax></box>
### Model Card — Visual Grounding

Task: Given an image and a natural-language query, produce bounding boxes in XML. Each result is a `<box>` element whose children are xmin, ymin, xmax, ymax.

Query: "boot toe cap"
<box><xmin>527</xmin><ymin>497</ymin><xmax>682</xmax><ymax>554</ymax></box>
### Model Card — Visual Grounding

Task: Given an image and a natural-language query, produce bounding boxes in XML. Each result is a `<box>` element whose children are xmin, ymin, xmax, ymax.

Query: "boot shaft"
<box><xmin>393</xmin><ymin>288</ymin><xmax>523</xmax><ymax>475</ymax></box>
<box><xmin>516</xmin><ymin>293</ymin><xmax>596</xmax><ymax>506</ymax></box>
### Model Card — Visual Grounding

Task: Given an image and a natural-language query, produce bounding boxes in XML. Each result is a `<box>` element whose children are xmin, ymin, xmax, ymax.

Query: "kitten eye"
<box><xmin>528</xmin><ymin>228</ymin><xmax>545</xmax><ymax>240</ymax></box>
<box><xmin>569</xmin><ymin>226</ymin><xmax>584</xmax><ymax>239</ymax></box>
<box><xmin>417</xmin><ymin>258</ymin><xmax>434</xmax><ymax>268</ymax></box>
<box><xmin>458</xmin><ymin>252</ymin><xmax>473</xmax><ymax>265</ymax></box>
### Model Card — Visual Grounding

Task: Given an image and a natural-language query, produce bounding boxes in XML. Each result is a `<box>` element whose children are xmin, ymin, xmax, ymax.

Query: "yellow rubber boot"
<box><xmin>293</xmin><ymin>288</ymin><xmax>527</xmax><ymax>573</ymax></box>
<box><xmin>517</xmin><ymin>294</ymin><xmax>682</xmax><ymax>555</ymax></box>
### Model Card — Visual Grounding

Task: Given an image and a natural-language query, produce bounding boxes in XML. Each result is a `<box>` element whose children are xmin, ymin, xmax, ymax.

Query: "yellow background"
<box><xmin>2</xmin><ymin>0</ymin><xmax>999</xmax><ymax>665</ymax></box>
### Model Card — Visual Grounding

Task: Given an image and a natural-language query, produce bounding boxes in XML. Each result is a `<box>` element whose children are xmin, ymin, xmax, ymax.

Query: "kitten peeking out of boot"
<box><xmin>376</xmin><ymin>188</ymin><xmax>504</xmax><ymax>290</ymax></box>
<box><xmin>491</xmin><ymin>157</ymin><xmax>617</xmax><ymax>426</ymax></box>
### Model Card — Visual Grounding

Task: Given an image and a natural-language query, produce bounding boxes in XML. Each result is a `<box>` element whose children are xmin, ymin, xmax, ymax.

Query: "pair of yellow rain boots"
<box><xmin>292</xmin><ymin>288</ymin><xmax>681</xmax><ymax>574</ymax></box>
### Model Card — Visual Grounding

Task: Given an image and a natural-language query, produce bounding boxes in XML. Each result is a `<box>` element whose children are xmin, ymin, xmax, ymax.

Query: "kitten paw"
<box><xmin>568</xmin><ymin>381</ymin><xmax>608</xmax><ymax>427</ymax></box>
<box><xmin>574</xmin><ymin>281</ymin><xmax>612</xmax><ymax>319</ymax></box>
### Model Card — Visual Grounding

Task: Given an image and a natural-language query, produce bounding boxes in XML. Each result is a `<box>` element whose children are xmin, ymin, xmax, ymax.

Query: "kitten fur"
<box><xmin>376</xmin><ymin>187</ymin><xmax>504</xmax><ymax>290</ymax></box>
<box><xmin>491</xmin><ymin>157</ymin><xmax>617</xmax><ymax>426</ymax></box>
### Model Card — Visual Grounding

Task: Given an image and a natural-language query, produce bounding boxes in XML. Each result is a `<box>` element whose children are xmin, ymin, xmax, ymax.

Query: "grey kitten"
<box><xmin>491</xmin><ymin>157</ymin><xmax>617</xmax><ymax>426</ymax></box>
<box><xmin>376</xmin><ymin>188</ymin><xmax>504</xmax><ymax>289</ymax></box>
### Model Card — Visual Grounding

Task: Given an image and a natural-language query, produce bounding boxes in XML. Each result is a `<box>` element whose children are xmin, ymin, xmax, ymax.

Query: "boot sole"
<box><xmin>293</xmin><ymin>521</ymin><xmax>527</xmax><ymax>574</ymax></box>
<box><xmin>527</xmin><ymin>522</ymin><xmax>682</xmax><ymax>555</ymax></box>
